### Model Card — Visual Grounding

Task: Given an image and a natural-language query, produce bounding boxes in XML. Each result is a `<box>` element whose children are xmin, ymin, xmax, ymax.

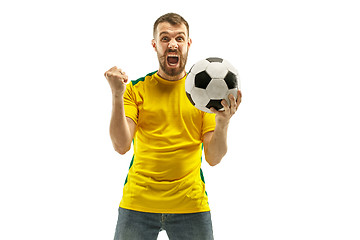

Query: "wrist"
<box><xmin>112</xmin><ymin>93</ymin><xmax>125</xmax><ymax>107</ymax></box>
<box><xmin>215</xmin><ymin>116</ymin><xmax>229</xmax><ymax>127</ymax></box>
<box><xmin>112</xmin><ymin>90</ymin><xmax>124</xmax><ymax>98</ymax></box>
<box><xmin>215</xmin><ymin>120</ymin><xmax>229</xmax><ymax>131</ymax></box>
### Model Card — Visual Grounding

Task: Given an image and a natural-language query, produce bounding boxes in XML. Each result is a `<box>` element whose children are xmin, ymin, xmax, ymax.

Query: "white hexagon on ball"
<box><xmin>206</xmin><ymin>79</ymin><xmax>228</xmax><ymax>99</ymax></box>
<box><xmin>205</xmin><ymin>63</ymin><xmax>228</xmax><ymax>79</ymax></box>
<box><xmin>190</xmin><ymin>88</ymin><xmax>210</xmax><ymax>106</ymax></box>
<box><xmin>222</xmin><ymin>59</ymin><xmax>238</xmax><ymax>76</ymax></box>
<box><xmin>189</xmin><ymin>59</ymin><xmax>210</xmax><ymax>75</ymax></box>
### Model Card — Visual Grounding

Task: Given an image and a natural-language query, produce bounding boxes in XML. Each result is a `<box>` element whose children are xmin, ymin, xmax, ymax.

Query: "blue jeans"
<box><xmin>114</xmin><ymin>207</ymin><xmax>214</xmax><ymax>240</ymax></box>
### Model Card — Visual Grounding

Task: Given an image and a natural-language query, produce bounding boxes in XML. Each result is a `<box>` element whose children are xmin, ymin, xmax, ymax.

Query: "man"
<box><xmin>104</xmin><ymin>13</ymin><xmax>241</xmax><ymax>240</ymax></box>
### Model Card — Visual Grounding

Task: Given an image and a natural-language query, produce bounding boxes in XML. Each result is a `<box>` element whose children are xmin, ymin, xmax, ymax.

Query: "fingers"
<box><xmin>222</xmin><ymin>94</ymin><xmax>235</xmax><ymax>115</ymax></box>
<box><xmin>122</xmin><ymin>74</ymin><xmax>129</xmax><ymax>83</ymax></box>
<box><xmin>216</xmin><ymin>92</ymin><xmax>240</xmax><ymax>116</ymax></box>
<box><xmin>210</xmin><ymin>107</ymin><xmax>219</xmax><ymax>114</ymax></box>
<box><xmin>104</xmin><ymin>66</ymin><xmax>128</xmax><ymax>83</ymax></box>
<box><xmin>104</xmin><ymin>66</ymin><xmax>117</xmax><ymax>77</ymax></box>
<box><xmin>104</xmin><ymin>66</ymin><xmax>124</xmax><ymax>76</ymax></box>
<box><xmin>221</xmin><ymin>99</ymin><xmax>230</xmax><ymax>112</ymax></box>
<box><xmin>109</xmin><ymin>66</ymin><xmax>118</xmax><ymax>72</ymax></box>
<box><xmin>227</xmin><ymin>90</ymin><xmax>242</xmax><ymax>112</ymax></box>
<box><xmin>236</xmin><ymin>90</ymin><xmax>242</xmax><ymax>108</ymax></box>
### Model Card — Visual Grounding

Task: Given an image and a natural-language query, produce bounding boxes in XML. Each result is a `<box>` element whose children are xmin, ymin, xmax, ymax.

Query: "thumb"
<box><xmin>210</xmin><ymin>107</ymin><xmax>218</xmax><ymax>114</ymax></box>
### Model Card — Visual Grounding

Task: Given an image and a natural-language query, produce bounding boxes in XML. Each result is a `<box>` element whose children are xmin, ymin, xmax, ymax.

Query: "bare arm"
<box><xmin>109</xmin><ymin>95</ymin><xmax>136</xmax><ymax>154</ymax></box>
<box><xmin>203</xmin><ymin>90</ymin><xmax>242</xmax><ymax>166</ymax></box>
<box><xmin>105</xmin><ymin>66</ymin><xmax>136</xmax><ymax>155</ymax></box>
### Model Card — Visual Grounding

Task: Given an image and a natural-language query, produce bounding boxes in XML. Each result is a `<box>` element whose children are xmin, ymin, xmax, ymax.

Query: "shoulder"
<box><xmin>131</xmin><ymin>71</ymin><xmax>157</xmax><ymax>86</ymax></box>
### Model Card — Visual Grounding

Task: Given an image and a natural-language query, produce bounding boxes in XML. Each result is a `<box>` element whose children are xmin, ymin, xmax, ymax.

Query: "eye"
<box><xmin>176</xmin><ymin>37</ymin><xmax>184</xmax><ymax>41</ymax></box>
<box><xmin>161</xmin><ymin>36</ymin><xmax>169</xmax><ymax>41</ymax></box>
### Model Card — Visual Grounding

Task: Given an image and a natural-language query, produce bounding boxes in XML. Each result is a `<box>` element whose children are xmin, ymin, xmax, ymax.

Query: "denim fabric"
<box><xmin>114</xmin><ymin>207</ymin><xmax>214</xmax><ymax>240</ymax></box>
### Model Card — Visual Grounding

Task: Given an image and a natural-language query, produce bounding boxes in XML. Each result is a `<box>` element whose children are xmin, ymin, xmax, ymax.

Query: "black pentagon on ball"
<box><xmin>186</xmin><ymin>92</ymin><xmax>195</xmax><ymax>106</ymax></box>
<box><xmin>224</xmin><ymin>71</ymin><xmax>238</xmax><ymax>89</ymax></box>
<box><xmin>206</xmin><ymin>99</ymin><xmax>223</xmax><ymax>111</ymax></box>
<box><xmin>195</xmin><ymin>71</ymin><xmax>212</xmax><ymax>89</ymax></box>
<box><xmin>206</xmin><ymin>57</ymin><xmax>223</xmax><ymax>63</ymax></box>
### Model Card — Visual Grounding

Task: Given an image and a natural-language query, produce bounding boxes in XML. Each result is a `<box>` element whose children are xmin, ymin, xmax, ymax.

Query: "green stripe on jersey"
<box><xmin>131</xmin><ymin>71</ymin><xmax>157</xmax><ymax>86</ymax></box>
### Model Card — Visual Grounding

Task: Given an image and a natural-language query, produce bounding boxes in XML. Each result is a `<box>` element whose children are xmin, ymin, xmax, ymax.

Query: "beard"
<box><xmin>157</xmin><ymin>49</ymin><xmax>189</xmax><ymax>77</ymax></box>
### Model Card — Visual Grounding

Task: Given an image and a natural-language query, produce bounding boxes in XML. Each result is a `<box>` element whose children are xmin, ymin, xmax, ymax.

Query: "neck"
<box><xmin>157</xmin><ymin>69</ymin><xmax>186</xmax><ymax>81</ymax></box>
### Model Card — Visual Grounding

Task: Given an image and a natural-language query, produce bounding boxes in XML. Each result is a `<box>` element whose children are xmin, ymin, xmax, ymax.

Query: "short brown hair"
<box><xmin>153</xmin><ymin>13</ymin><xmax>189</xmax><ymax>38</ymax></box>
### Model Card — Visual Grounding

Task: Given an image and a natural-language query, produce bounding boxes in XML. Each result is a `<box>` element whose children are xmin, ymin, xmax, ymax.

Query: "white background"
<box><xmin>1</xmin><ymin>0</ymin><xmax>359</xmax><ymax>239</ymax></box>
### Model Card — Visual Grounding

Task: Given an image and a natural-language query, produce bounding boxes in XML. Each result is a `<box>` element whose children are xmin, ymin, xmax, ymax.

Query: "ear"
<box><xmin>151</xmin><ymin>39</ymin><xmax>157</xmax><ymax>51</ymax></box>
<box><xmin>188</xmin><ymin>38</ymin><xmax>192</xmax><ymax>48</ymax></box>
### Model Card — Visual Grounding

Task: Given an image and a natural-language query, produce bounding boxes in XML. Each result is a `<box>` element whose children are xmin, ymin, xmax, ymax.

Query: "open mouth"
<box><xmin>167</xmin><ymin>55</ymin><xmax>179</xmax><ymax>66</ymax></box>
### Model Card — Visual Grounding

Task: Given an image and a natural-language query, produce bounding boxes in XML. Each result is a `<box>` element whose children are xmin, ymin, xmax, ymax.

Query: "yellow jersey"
<box><xmin>120</xmin><ymin>71</ymin><xmax>216</xmax><ymax>213</ymax></box>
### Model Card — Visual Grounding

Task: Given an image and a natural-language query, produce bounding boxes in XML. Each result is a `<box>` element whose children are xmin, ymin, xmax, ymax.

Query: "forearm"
<box><xmin>204</xmin><ymin>123</ymin><xmax>229</xmax><ymax>166</ymax></box>
<box><xmin>109</xmin><ymin>94</ymin><xmax>132</xmax><ymax>154</ymax></box>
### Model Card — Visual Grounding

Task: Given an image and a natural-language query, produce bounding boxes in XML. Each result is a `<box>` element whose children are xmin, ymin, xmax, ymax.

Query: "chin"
<box><xmin>164</xmin><ymin>67</ymin><xmax>185</xmax><ymax>77</ymax></box>
<box><xmin>159</xmin><ymin>63</ymin><xmax>183</xmax><ymax>77</ymax></box>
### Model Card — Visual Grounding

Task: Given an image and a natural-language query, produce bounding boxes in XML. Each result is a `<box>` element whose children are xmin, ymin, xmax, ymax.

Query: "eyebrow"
<box><xmin>159</xmin><ymin>31</ymin><xmax>186</xmax><ymax>37</ymax></box>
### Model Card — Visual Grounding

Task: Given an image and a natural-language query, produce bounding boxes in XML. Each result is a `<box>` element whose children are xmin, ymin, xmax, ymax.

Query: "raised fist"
<box><xmin>104</xmin><ymin>66</ymin><xmax>129</xmax><ymax>95</ymax></box>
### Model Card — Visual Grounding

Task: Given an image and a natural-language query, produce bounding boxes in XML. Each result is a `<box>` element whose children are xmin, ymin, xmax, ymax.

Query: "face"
<box><xmin>152</xmin><ymin>22</ymin><xmax>192</xmax><ymax>80</ymax></box>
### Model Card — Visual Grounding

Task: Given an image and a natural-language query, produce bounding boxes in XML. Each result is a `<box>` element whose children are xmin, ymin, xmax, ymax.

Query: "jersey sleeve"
<box><xmin>123</xmin><ymin>82</ymin><xmax>139</xmax><ymax>124</ymax></box>
<box><xmin>201</xmin><ymin>112</ymin><xmax>216</xmax><ymax>138</ymax></box>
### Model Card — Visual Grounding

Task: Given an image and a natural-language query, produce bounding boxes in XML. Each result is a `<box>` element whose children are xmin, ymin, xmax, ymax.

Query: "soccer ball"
<box><xmin>185</xmin><ymin>57</ymin><xmax>240</xmax><ymax>113</ymax></box>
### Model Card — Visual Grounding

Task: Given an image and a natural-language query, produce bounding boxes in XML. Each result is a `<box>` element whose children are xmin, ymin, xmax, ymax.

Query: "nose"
<box><xmin>168</xmin><ymin>39</ymin><xmax>178</xmax><ymax>50</ymax></box>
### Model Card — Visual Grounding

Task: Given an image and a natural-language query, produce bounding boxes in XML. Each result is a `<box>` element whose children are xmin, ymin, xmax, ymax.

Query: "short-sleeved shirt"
<box><xmin>120</xmin><ymin>71</ymin><xmax>216</xmax><ymax>213</ymax></box>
